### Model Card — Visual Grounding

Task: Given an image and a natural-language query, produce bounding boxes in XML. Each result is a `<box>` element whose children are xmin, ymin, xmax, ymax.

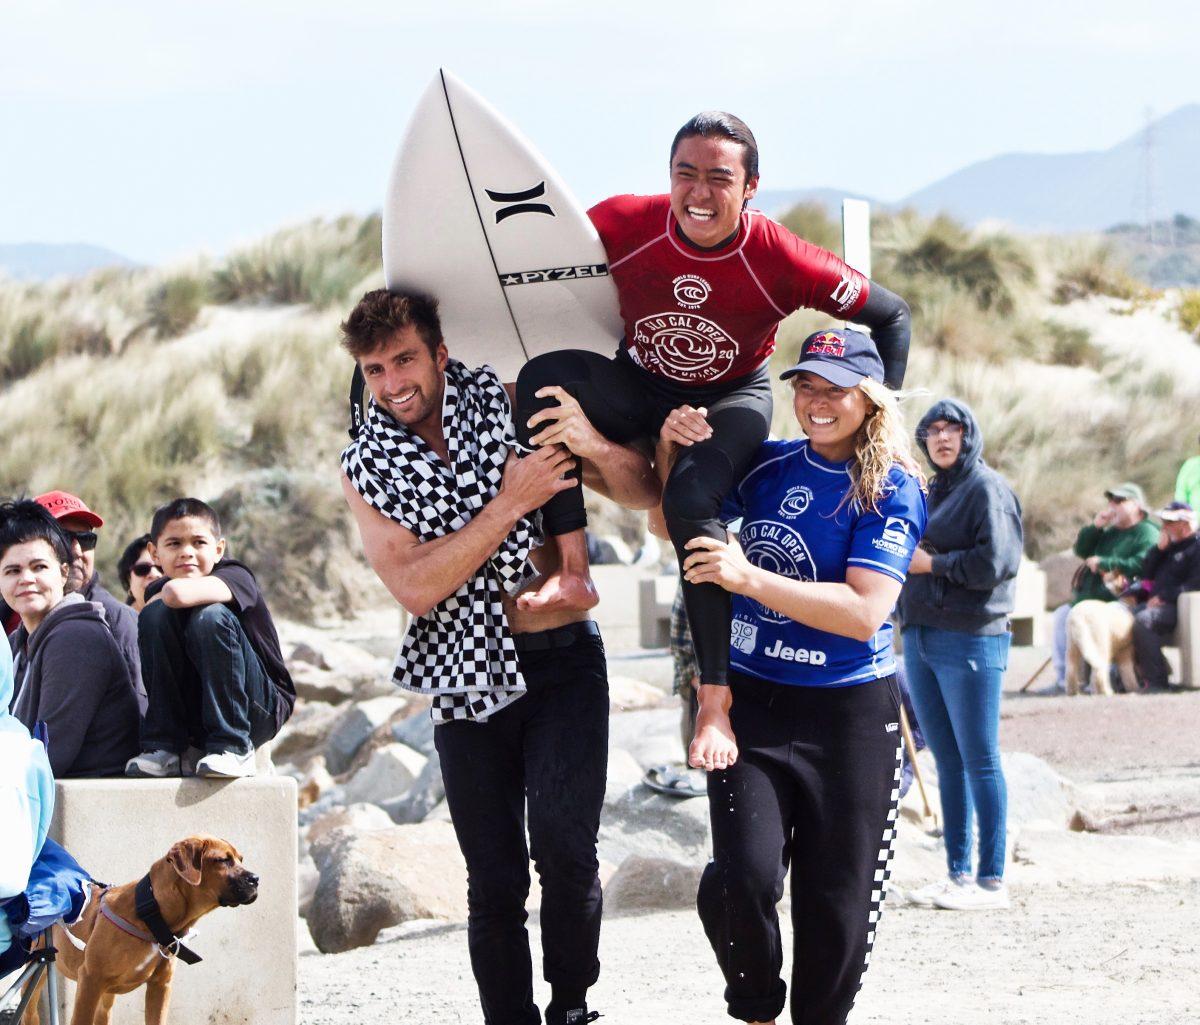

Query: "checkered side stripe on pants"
<box><xmin>852</xmin><ymin>741</ymin><xmax>904</xmax><ymax>1003</ymax></box>
<box><xmin>340</xmin><ymin>360</ymin><xmax>538</xmax><ymax>723</ymax></box>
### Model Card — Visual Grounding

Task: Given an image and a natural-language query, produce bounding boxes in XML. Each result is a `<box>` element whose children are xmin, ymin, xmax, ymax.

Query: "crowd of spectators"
<box><xmin>1</xmin><ymin>491</ymin><xmax>293</xmax><ymax>781</ymax></box>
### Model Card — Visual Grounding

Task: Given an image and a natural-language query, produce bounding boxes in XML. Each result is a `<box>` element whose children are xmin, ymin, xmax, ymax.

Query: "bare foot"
<box><xmin>516</xmin><ymin>570</ymin><xmax>599</xmax><ymax>612</ymax></box>
<box><xmin>688</xmin><ymin>696</ymin><xmax>738</xmax><ymax>771</ymax></box>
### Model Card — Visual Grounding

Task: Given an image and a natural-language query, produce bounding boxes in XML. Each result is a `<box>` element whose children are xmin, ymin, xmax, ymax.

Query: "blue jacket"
<box><xmin>898</xmin><ymin>399</ymin><xmax>1024</xmax><ymax>634</ymax></box>
<box><xmin>0</xmin><ymin>635</ymin><xmax>54</xmax><ymax>959</ymax></box>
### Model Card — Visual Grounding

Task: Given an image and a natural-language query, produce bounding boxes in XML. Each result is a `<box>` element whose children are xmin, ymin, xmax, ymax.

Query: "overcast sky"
<box><xmin>2</xmin><ymin>0</ymin><xmax>1197</xmax><ymax>262</ymax></box>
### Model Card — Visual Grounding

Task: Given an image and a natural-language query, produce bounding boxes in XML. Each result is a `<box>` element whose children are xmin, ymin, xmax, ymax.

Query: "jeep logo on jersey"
<box><xmin>779</xmin><ymin>485</ymin><xmax>813</xmax><ymax>519</ymax></box>
<box><xmin>672</xmin><ymin>274</ymin><xmax>711</xmax><ymax>310</ymax></box>
<box><xmin>631</xmin><ymin>313</ymin><xmax>736</xmax><ymax>383</ymax></box>
<box><xmin>805</xmin><ymin>331</ymin><xmax>846</xmax><ymax>358</ymax></box>
<box><xmin>739</xmin><ymin>519</ymin><xmax>816</xmax><ymax>624</ymax></box>
<box><xmin>484</xmin><ymin>182</ymin><xmax>555</xmax><ymax>224</ymax></box>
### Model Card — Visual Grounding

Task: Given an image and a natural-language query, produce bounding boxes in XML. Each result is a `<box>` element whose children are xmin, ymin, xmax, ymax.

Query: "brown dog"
<box><xmin>23</xmin><ymin>835</ymin><xmax>258</xmax><ymax>1025</ymax></box>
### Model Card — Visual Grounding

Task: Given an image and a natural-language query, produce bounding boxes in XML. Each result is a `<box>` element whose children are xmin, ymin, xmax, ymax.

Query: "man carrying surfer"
<box><xmin>339</xmin><ymin>289</ymin><xmax>657</xmax><ymax>1025</ymax></box>
<box><xmin>515</xmin><ymin>111</ymin><xmax>912</xmax><ymax>771</ymax></box>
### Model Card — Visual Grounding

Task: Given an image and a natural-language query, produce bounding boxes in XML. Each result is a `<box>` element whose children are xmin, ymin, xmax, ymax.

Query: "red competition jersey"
<box><xmin>588</xmin><ymin>194</ymin><xmax>870</xmax><ymax>386</ymax></box>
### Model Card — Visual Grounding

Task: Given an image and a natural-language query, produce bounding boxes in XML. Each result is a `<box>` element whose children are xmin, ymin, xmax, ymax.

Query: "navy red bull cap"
<box><xmin>779</xmin><ymin>328</ymin><xmax>884</xmax><ymax>388</ymax></box>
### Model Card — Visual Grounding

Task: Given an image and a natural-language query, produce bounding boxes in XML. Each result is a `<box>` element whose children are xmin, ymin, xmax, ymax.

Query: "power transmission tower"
<box><xmin>1143</xmin><ymin>106</ymin><xmax>1156</xmax><ymax>245</ymax></box>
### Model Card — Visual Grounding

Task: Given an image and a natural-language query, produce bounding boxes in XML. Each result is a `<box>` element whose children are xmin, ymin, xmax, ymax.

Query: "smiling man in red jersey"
<box><xmin>515</xmin><ymin>111</ymin><xmax>912</xmax><ymax>771</ymax></box>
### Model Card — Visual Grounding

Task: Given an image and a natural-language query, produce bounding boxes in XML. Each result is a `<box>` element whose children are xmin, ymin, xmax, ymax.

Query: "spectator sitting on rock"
<box><xmin>1050</xmin><ymin>483</ymin><xmax>1159</xmax><ymax>692</ymax></box>
<box><xmin>117</xmin><ymin>533</ymin><xmax>163</xmax><ymax>613</ymax></box>
<box><xmin>1130</xmin><ymin>502</ymin><xmax>1200</xmax><ymax>692</ymax></box>
<box><xmin>1175</xmin><ymin>435</ymin><xmax>1200</xmax><ymax>510</ymax></box>
<box><xmin>126</xmin><ymin>498</ymin><xmax>295</xmax><ymax>779</ymax></box>
<box><xmin>1</xmin><ymin>500</ymin><xmax>139</xmax><ymax>778</ymax></box>
<box><xmin>35</xmin><ymin>490</ymin><xmax>143</xmax><ymax>714</ymax></box>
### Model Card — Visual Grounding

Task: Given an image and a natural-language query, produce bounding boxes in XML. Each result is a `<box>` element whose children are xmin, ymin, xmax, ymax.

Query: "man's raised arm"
<box><xmin>341</xmin><ymin>445</ymin><xmax>576</xmax><ymax>617</ymax></box>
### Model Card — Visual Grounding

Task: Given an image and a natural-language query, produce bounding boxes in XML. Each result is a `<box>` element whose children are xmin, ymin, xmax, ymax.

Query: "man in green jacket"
<box><xmin>1176</xmin><ymin>437</ymin><xmax>1200</xmax><ymax>510</ymax></box>
<box><xmin>1050</xmin><ymin>483</ymin><xmax>1160</xmax><ymax>690</ymax></box>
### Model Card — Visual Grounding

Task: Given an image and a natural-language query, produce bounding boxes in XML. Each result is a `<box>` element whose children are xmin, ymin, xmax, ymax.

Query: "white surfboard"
<box><xmin>382</xmin><ymin>70</ymin><xmax>622</xmax><ymax>382</ymax></box>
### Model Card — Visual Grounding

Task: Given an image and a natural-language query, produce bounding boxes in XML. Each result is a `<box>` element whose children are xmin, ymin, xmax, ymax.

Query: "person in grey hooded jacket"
<box><xmin>898</xmin><ymin>399</ymin><xmax>1023</xmax><ymax>912</ymax></box>
<box><xmin>2</xmin><ymin>501</ymin><xmax>138</xmax><ymax>778</ymax></box>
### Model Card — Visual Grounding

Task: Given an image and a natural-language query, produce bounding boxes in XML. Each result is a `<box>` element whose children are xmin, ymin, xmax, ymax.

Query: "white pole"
<box><xmin>841</xmin><ymin>198</ymin><xmax>872</xmax><ymax>279</ymax></box>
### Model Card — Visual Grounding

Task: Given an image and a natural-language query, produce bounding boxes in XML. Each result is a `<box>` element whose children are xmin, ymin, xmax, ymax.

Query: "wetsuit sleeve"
<box><xmin>846</xmin><ymin>477</ymin><xmax>927</xmax><ymax>583</ymax></box>
<box><xmin>854</xmin><ymin>281</ymin><xmax>911</xmax><ymax>389</ymax></box>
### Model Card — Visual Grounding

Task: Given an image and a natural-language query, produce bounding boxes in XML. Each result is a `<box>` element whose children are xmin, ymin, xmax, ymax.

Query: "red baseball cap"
<box><xmin>34</xmin><ymin>490</ymin><xmax>104</xmax><ymax>528</ymax></box>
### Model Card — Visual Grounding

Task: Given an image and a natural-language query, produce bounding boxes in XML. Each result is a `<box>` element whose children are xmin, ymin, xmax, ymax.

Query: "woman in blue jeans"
<box><xmin>899</xmin><ymin>399</ymin><xmax>1023</xmax><ymax>910</ymax></box>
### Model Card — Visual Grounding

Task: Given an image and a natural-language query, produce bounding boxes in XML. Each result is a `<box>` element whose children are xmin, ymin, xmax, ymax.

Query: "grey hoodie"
<box><xmin>8</xmin><ymin>593</ymin><xmax>139</xmax><ymax>777</ymax></box>
<box><xmin>898</xmin><ymin>399</ymin><xmax>1024</xmax><ymax>634</ymax></box>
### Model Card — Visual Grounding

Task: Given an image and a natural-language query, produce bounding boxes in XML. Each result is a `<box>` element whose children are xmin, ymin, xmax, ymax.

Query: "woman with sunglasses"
<box><xmin>679</xmin><ymin>329</ymin><xmax>926</xmax><ymax>1025</ymax></box>
<box><xmin>1</xmin><ymin>500</ymin><xmax>139</xmax><ymax>778</ymax></box>
<box><xmin>117</xmin><ymin>534</ymin><xmax>164</xmax><ymax>612</ymax></box>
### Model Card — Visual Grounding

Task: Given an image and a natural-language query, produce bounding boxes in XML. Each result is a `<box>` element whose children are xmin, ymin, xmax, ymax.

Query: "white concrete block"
<box><xmin>50</xmin><ymin>776</ymin><xmax>297</xmax><ymax>1025</ymax></box>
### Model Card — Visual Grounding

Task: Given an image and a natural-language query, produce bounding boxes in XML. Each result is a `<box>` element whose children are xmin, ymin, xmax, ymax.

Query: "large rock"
<box><xmin>599</xmin><ymin>783</ymin><xmax>712</xmax><ymax>866</ymax></box>
<box><xmin>307</xmin><ymin>802</ymin><xmax>395</xmax><ymax>850</ymax></box>
<box><xmin>291</xmin><ymin>662</ymin><xmax>356</xmax><ymax>705</ymax></box>
<box><xmin>381</xmin><ymin>757</ymin><xmax>445</xmax><ymax>825</ymax></box>
<box><xmin>1040</xmin><ymin>549</ymin><xmax>1080</xmax><ymax>610</ymax></box>
<box><xmin>343</xmin><ymin>742</ymin><xmax>428</xmax><ymax>806</ymax></box>
<box><xmin>391</xmin><ymin>708</ymin><xmax>436</xmax><ymax>756</ymax></box>
<box><xmin>1011</xmin><ymin>825</ymin><xmax>1200</xmax><ymax>886</ymax></box>
<box><xmin>609</xmin><ymin>675</ymin><xmax>667</xmax><ymax>712</ymax></box>
<box><xmin>326</xmin><ymin>696</ymin><xmax>410</xmax><ymax>775</ymax></box>
<box><xmin>604</xmin><ymin>855</ymin><xmax>703</xmax><ymax>915</ymax></box>
<box><xmin>306</xmin><ymin>821</ymin><xmax>468</xmax><ymax>952</ymax></box>
<box><xmin>604</xmin><ymin>748</ymin><xmax>646</xmax><ymax>809</ymax></box>
<box><xmin>273</xmin><ymin>700</ymin><xmax>341</xmax><ymax>763</ymax></box>
<box><xmin>911</xmin><ymin>750</ymin><xmax>1075</xmax><ymax>830</ymax></box>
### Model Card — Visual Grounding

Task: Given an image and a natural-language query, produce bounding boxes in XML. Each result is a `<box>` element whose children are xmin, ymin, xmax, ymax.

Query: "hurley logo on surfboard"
<box><xmin>485</xmin><ymin>182</ymin><xmax>555</xmax><ymax>223</ymax></box>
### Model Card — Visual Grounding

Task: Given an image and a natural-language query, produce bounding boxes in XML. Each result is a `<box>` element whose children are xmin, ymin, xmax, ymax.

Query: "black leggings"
<box><xmin>516</xmin><ymin>350</ymin><xmax>772</xmax><ymax>686</ymax></box>
<box><xmin>697</xmin><ymin>672</ymin><xmax>903</xmax><ymax>1025</ymax></box>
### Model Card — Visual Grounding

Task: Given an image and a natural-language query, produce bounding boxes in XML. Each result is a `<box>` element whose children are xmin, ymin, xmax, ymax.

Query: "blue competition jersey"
<box><xmin>723</xmin><ymin>439</ymin><xmax>927</xmax><ymax>688</ymax></box>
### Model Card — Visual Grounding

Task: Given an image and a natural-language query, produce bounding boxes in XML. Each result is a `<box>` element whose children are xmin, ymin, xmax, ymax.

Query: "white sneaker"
<box><xmin>126</xmin><ymin>750</ymin><xmax>181</xmax><ymax>777</ymax></box>
<box><xmin>905</xmin><ymin>875</ymin><xmax>970</xmax><ymax>907</ymax></box>
<box><xmin>933</xmin><ymin>881</ymin><xmax>1010</xmax><ymax>911</ymax></box>
<box><xmin>196</xmin><ymin>748</ymin><xmax>257</xmax><ymax>778</ymax></box>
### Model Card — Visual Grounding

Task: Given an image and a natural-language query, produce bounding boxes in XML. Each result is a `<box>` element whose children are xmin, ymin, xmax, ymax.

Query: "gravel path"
<box><xmin>296</xmin><ymin>660</ymin><xmax>1200</xmax><ymax>1024</ymax></box>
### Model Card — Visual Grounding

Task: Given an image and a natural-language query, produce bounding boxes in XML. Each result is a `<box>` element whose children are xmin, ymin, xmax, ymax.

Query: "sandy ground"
<box><xmin>294</xmin><ymin>624</ymin><xmax>1200</xmax><ymax>1024</ymax></box>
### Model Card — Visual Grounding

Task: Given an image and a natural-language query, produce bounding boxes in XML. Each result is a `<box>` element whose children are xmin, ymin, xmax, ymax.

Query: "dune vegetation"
<box><xmin>1</xmin><ymin>207</ymin><xmax>1196</xmax><ymax>619</ymax></box>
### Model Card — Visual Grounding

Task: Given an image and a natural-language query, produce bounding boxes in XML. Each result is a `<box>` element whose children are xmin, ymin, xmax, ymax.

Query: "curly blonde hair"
<box><xmin>843</xmin><ymin>379</ymin><xmax>926</xmax><ymax>514</ymax></box>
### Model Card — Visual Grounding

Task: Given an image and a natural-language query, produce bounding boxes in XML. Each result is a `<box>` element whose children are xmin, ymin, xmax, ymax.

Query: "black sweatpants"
<box><xmin>435</xmin><ymin>623</ymin><xmax>609</xmax><ymax>1025</ymax></box>
<box><xmin>697</xmin><ymin>672</ymin><xmax>903</xmax><ymax>1025</ymax></box>
<box><xmin>516</xmin><ymin>349</ymin><xmax>772</xmax><ymax>686</ymax></box>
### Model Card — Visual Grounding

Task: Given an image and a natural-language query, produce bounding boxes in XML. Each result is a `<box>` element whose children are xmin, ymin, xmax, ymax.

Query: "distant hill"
<box><xmin>0</xmin><ymin>243</ymin><xmax>137</xmax><ymax>281</ymax></box>
<box><xmin>754</xmin><ymin>187</ymin><xmax>880</xmax><ymax>218</ymax></box>
<box><xmin>900</xmin><ymin>105</ymin><xmax>1200</xmax><ymax>232</ymax></box>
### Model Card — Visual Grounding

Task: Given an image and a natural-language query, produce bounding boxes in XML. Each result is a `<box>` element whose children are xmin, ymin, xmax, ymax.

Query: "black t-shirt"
<box><xmin>145</xmin><ymin>559</ymin><xmax>295</xmax><ymax>729</ymax></box>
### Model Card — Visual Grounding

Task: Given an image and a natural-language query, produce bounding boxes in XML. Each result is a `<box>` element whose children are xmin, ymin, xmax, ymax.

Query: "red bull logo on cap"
<box><xmin>805</xmin><ymin>331</ymin><xmax>845</xmax><ymax>358</ymax></box>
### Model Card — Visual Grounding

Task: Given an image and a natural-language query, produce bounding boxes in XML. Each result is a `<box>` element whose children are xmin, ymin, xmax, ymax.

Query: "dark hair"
<box><xmin>117</xmin><ymin>533</ymin><xmax>154</xmax><ymax>596</ymax></box>
<box><xmin>341</xmin><ymin>289</ymin><xmax>443</xmax><ymax>359</ymax></box>
<box><xmin>0</xmin><ymin>499</ymin><xmax>75</xmax><ymax>572</ymax></box>
<box><xmin>149</xmin><ymin>498</ymin><xmax>222</xmax><ymax>542</ymax></box>
<box><xmin>670</xmin><ymin>111</ymin><xmax>760</xmax><ymax>182</ymax></box>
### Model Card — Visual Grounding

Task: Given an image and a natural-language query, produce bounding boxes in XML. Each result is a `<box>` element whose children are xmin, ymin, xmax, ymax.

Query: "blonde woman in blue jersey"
<box><xmin>677</xmin><ymin>328</ymin><xmax>926</xmax><ymax>1025</ymax></box>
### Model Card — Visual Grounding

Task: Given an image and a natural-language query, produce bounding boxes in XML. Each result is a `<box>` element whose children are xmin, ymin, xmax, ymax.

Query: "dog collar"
<box><xmin>133</xmin><ymin>876</ymin><xmax>203</xmax><ymax>965</ymax></box>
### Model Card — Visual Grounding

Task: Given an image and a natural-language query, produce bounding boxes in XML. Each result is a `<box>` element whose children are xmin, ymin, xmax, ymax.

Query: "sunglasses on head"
<box><xmin>66</xmin><ymin>529</ymin><xmax>98</xmax><ymax>552</ymax></box>
<box><xmin>131</xmin><ymin>562</ymin><xmax>160</xmax><ymax>578</ymax></box>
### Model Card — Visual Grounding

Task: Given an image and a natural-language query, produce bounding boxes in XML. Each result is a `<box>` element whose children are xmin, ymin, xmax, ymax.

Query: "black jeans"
<box><xmin>697</xmin><ymin>673</ymin><xmax>903</xmax><ymax>1025</ymax></box>
<box><xmin>435</xmin><ymin>624</ymin><xmax>609</xmax><ymax>1025</ymax></box>
<box><xmin>138</xmin><ymin>601</ymin><xmax>276</xmax><ymax>755</ymax></box>
<box><xmin>1132</xmin><ymin>603</ymin><xmax>1177</xmax><ymax>688</ymax></box>
<box><xmin>516</xmin><ymin>349</ymin><xmax>772</xmax><ymax>686</ymax></box>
